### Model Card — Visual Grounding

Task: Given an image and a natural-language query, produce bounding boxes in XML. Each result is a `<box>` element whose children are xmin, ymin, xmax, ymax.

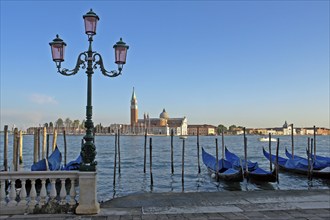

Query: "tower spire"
<box><xmin>130</xmin><ymin>87</ymin><xmax>138</xmax><ymax>126</ymax></box>
<box><xmin>131</xmin><ymin>87</ymin><xmax>137</xmax><ymax>101</ymax></box>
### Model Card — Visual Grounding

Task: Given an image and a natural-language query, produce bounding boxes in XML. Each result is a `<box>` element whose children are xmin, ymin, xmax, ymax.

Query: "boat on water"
<box><xmin>263</xmin><ymin>148</ymin><xmax>330</xmax><ymax>179</ymax></box>
<box><xmin>202</xmin><ymin>147</ymin><xmax>243</xmax><ymax>182</ymax></box>
<box><xmin>31</xmin><ymin>146</ymin><xmax>62</xmax><ymax>171</ymax></box>
<box><xmin>259</xmin><ymin>137</ymin><xmax>277</xmax><ymax>142</ymax></box>
<box><xmin>31</xmin><ymin>146</ymin><xmax>81</xmax><ymax>171</ymax></box>
<box><xmin>225</xmin><ymin>147</ymin><xmax>259</xmax><ymax>171</ymax></box>
<box><xmin>62</xmin><ymin>155</ymin><xmax>82</xmax><ymax>170</ymax></box>
<box><xmin>306</xmin><ymin>151</ymin><xmax>330</xmax><ymax>165</ymax></box>
<box><xmin>225</xmin><ymin>147</ymin><xmax>277</xmax><ymax>182</ymax></box>
<box><xmin>285</xmin><ymin>149</ymin><xmax>329</xmax><ymax>170</ymax></box>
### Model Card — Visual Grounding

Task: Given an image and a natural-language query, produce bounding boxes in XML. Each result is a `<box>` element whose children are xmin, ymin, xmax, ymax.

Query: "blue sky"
<box><xmin>1</xmin><ymin>0</ymin><xmax>329</xmax><ymax>130</ymax></box>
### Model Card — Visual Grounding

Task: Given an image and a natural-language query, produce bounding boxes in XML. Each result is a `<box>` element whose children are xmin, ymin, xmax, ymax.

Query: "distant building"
<box><xmin>111</xmin><ymin>88</ymin><xmax>188</xmax><ymax>136</ymax></box>
<box><xmin>188</xmin><ymin>124</ymin><xmax>217</xmax><ymax>136</ymax></box>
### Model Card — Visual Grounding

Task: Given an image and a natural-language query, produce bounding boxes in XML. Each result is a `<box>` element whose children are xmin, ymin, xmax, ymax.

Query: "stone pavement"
<box><xmin>1</xmin><ymin>189</ymin><xmax>329</xmax><ymax>219</ymax></box>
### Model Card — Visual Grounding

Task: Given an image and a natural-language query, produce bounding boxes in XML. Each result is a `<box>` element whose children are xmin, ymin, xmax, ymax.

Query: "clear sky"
<box><xmin>1</xmin><ymin>0</ymin><xmax>329</xmax><ymax>130</ymax></box>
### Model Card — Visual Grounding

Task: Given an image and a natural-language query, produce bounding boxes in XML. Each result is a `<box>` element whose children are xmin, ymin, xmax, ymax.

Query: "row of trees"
<box><xmin>43</xmin><ymin>118</ymin><xmax>85</xmax><ymax>130</ymax></box>
<box><xmin>217</xmin><ymin>124</ymin><xmax>244</xmax><ymax>134</ymax></box>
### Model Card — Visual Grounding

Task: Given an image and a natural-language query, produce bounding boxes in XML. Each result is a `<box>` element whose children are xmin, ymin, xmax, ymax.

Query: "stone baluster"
<box><xmin>18</xmin><ymin>179</ymin><xmax>27</xmax><ymax>207</ymax></box>
<box><xmin>39</xmin><ymin>179</ymin><xmax>47</xmax><ymax>206</ymax></box>
<box><xmin>8</xmin><ymin>179</ymin><xmax>17</xmax><ymax>206</ymax></box>
<box><xmin>28</xmin><ymin>179</ymin><xmax>37</xmax><ymax>210</ymax></box>
<box><xmin>59</xmin><ymin>179</ymin><xmax>67</xmax><ymax>205</ymax></box>
<box><xmin>49</xmin><ymin>179</ymin><xmax>57</xmax><ymax>201</ymax></box>
<box><xmin>69</xmin><ymin>179</ymin><xmax>76</xmax><ymax>205</ymax></box>
<box><xmin>0</xmin><ymin>180</ymin><xmax>7</xmax><ymax>206</ymax></box>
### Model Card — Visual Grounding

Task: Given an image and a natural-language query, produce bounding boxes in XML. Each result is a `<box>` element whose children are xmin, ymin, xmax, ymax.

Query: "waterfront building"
<box><xmin>109</xmin><ymin>88</ymin><xmax>188</xmax><ymax>136</ymax></box>
<box><xmin>188</xmin><ymin>124</ymin><xmax>217</xmax><ymax>136</ymax></box>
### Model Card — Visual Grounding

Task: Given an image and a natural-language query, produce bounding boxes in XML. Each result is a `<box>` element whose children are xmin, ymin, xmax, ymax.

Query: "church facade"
<box><xmin>123</xmin><ymin>88</ymin><xmax>188</xmax><ymax>136</ymax></box>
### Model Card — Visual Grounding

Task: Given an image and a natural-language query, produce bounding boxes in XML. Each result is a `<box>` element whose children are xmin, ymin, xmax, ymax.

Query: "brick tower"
<box><xmin>130</xmin><ymin>87</ymin><xmax>138</xmax><ymax>126</ymax></box>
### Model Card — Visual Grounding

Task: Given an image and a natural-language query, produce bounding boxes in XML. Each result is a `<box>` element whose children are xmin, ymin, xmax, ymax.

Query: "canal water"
<box><xmin>1</xmin><ymin>134</ymin><xmax>329</xmax><ymax>202</ymax></box>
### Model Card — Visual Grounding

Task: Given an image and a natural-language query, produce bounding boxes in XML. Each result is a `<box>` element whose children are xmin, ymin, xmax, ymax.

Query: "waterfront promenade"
<box><xmin>1</xmin><ymin>189</ymin><xmax>329</xmax><ymax>219</ymax></box>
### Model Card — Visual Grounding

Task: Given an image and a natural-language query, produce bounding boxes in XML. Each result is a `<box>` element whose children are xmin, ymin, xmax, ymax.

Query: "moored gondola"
<box><xmin>263</xmin><ymin>148</ymin><xmax>330</xmax><ymax>179</ymax></box>
<box><xmin>225</xmin><ymin>147</ymin><xmax>277</xmax><ymax>182</ymax></box>
<box><xmin>202</xmin><ymin>147</ymin><xmax>243</xmax><ymax>182</ymax></box>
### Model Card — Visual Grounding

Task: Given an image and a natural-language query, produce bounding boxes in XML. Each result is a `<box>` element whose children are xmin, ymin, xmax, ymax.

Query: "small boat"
<box><xmin>202</xmin><ymin>148</ymin><xmax>243</xmax><ymax>182</ymax></box>
<box><xmin>263</xmin><ymin>148</ymin><xmax>330</xmax><ymax>179</ymax></box>
<box><xmin>285</xmin><ymin>149</ymin><xmax>329</xmax><ymax>170</ymax></box>
<box><xmin>62</xmin><ymin>155</ymin><xmax>82</xmax><ymax>170</ymax></box>
<box><xmin>259</xmin><ymin>137</ymin><xmax>277</xmax><ymax>142</ymax></box>
<box><xmin>31</xmin><ymin>146</ymin><xmax>62</xmax><ymax>171</ymax></box>
<box><xmin>225</xmin><ymin>147</ymin><xmax>259</xmax><ymax>171</ymax></box>
<box><xmin>263</xmin><ymin>147</ymin><xmax>307</xmax><ymax>175</ymax></box>
<box><xmin>306</xmin><ymin>150</ymin><xmax>330</xmax><ymax>165</ymax></box>
<box><xmin>247</xmin><ymin>167</ymin><xmax>277</xmax><ymax>182</ymax></box>
<box><xmin>226</xmin><ymin>147</ymin><xmax>277</xmax><ymax>182</ymax></box>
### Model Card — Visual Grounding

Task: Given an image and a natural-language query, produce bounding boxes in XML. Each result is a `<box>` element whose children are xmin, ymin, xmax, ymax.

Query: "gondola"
<box><xmin>263</xmin><ymin>147</ymin><xmax>308</xmax><ymax>174</ymax></box>
<box><xmin>263</xmin><ymin>148</ymin><xmax>330</xmax><ymax>179</ymax></box>
<box><xmin>62</xmin><ymin>155</ymin><xmax>82</xmax><ymax>170</ymax></box>
<box><xmin>285</xmin><ymin>149</ymin><xmax>329</xmax><ymax>170</ymax></box>
<box><xmin>225</xmin><ymin>147</ymin><xmax>259</xmax><ymax>171</ymax></box>
<box><xmin>308</xmin><ymin>153</ymin><xmax>330</xmax><ymax>163</ymax></box>
<box><xmin>31</xmin><ymin>146</ymin><xmax>62</xmax><ymax>171</ymax></box>
<box><xmin>226</xmin><ymin>147</ymin><xmax>277</xmax><ymax>182</ymax></box>
<box><xmin>202</xmin><ymin>147</ymin><xmax>243</xmax><ymax>182</ymax></box>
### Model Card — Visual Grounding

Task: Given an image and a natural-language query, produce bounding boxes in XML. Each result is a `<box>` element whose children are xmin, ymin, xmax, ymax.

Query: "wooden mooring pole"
<box><xmin>3</xmin><ymin>125</ymin><xmax>8</xmax><ymax>171</ymax></box>
<box><xmin>313</xmin><ymin>125</ymin><xmax>316</xmax><ymax>161</ymax></box>
<box><xmin>46</xmin><ymin>134</ymin><xmax>50</xmax><ymax>158</ymax></box>
<box><xmin>182</xmin><ymin>138</ymin><xmax>185</xmax><ymax>185</ymax></box>
<box><xmin>276</xmin><ymin>138</ymin><xmax>280</xmax><ymax>184</ymax></box>
<box><xmin>118</xmin><ymin>129</ymin><xmax>121</xmax><ymax>174</ymax></box>
<box><xmin>19</xmin><ymin>130</ymin><xmax>23</xmax><ymax>164</ymax></box>
<box><xmin>37</xmin><ymin>127</ymin><xmax>40</xmax><ymax>160</ymax></box>
<box><xmin>243</xmin><ymin>128</ymin><xmax>248</xmax><ymax>173</ymax></box>
<box><xmin>310</xmin><ymin>138</ymin><xmax>314</xmax><ymax>181</ymax></box>
<box><xmin>63</xmin><ymin>128</ymin><xmax>67</xmax><ymax>166</ymax></box>
<box><xmin>13</xmin><ymin>128</ymin><xmax>18</xmax><ymax>171</ymax></box>
<box><xmin>52</xmin><ymin>128</ymin><xmax>58</xmax><ymax>151</ymax></box>
<box><xmin>113</xmin><ymin>133</ymin><xmax>118</xmax><ymax>186</ymax></box>
<box><xmin>144</xmin><ymin>128</ymin><xmax>147</xmax><ymax>173</ymax></box>
<box><xmin>268</xmin><ymin>133</ymin><xmax>272</xmax><ymax>171</ymax></box>
<box><xmin>42</xmin><ymin>127</ymin><xmax>47</xmax><ymax>159</ymax></box>
<box><xmin>33</xmin><ymin>128</ymin><xmax>38</xmax><ymax>164</ymax></box>
<box><xmin>197</xmin><ymin>128</ymin><xmax>200</xmax><ymax>173</ymax></box>
<box><xmin>221</xmin><ymin>130</ymin><xmax>225</xmax><ymax>168</ymax></box>
<box><xmin>150</xmin><ymin>137</ymin><xmax>153</xmax><ymax>186</ymax></box>
<box><xmin>215</xmin><ymin>138</ymin><xmax>219</xmax><ymax>181</ymax></box>
<box><xmin>171</xmin><ymin>129</ymin><xmax>174</xmax><ymax>174</ymax></box>
<box><xmin>307</xmin><ymin>137</ymin><xmax>311</xmax><ymax>180</ymax></box>
<box><xmin>221</xmin><ymin>130</ymin><xmax>225</xmax><ymax>159</ymax></box>
<box><xmin>291</xmin><ymin>123</ymin><xmax>294</xmax><ymax>159</ymax></box>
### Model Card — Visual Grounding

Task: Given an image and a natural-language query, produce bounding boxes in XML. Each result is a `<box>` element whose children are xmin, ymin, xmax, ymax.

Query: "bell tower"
<box><xmin>130</xmin><ymin>87</ymin><xmax>138</xmax><ymax>126</ymax></box>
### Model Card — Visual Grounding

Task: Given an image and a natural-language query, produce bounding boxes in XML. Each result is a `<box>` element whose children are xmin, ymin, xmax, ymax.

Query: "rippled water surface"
<box><xmin>1</xmin><ymin>134</ymin><xmax>329</xmax><ymax>201</ymax></box>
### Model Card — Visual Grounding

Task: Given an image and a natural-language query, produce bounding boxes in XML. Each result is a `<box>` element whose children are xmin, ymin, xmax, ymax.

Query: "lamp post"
<box><xmin>49</xmin><ymin>9</ymin><xmax>129</xmax><ymax>171</ymax></box>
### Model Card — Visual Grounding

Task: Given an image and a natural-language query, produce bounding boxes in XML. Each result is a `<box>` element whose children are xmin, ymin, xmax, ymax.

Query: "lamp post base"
<box><xmin>79</xmin><ymin>163</ymin><xmax>96</xmax><ymax>172</ymax></box>
<box><xmin>76</xmin><ymin>172</ymin><xmax>100</xmax><ymax>215</ymax></box>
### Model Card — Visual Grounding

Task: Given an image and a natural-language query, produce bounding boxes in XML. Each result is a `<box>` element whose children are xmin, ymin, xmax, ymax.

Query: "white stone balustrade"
<box><xmin>0</xmin><ymin>171</ymin><xmax>79</xmax><ymax>215</ymax></box>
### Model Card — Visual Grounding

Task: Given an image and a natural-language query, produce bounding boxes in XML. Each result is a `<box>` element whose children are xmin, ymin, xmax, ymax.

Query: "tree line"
<box><xmin>217</xmin><ymin>124</ymin><xmax>244</xmax><ymax>134</ymax></box>
<box><xmin>43</xmin><ymin>118</ymin><xmax>85</xmax><ymax>131</ymax></box>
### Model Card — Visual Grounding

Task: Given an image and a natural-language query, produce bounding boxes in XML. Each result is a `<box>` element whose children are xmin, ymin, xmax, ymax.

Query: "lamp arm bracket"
<box><xmin>93</xmin><ymin>53</ymin><xmax>122</xmax><ymax>77</ymax></box>
<box><xmin>57</xmin><ymin>52</ymin><xmax>87</xmax><ymax>76</ymax></box>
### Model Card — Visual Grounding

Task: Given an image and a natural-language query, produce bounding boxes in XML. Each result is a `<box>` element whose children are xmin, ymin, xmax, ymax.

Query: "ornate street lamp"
<box><xmin>49</xmin><ymin>9</ymin><xmax>129</xmax><ymax>171</ymax></box>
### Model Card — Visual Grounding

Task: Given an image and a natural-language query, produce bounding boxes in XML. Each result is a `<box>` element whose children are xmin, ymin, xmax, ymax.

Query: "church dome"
<box><xmin>159</xmin><ymin>108</ymin><xmax>169</xmax><ymax>119</ymax></box>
